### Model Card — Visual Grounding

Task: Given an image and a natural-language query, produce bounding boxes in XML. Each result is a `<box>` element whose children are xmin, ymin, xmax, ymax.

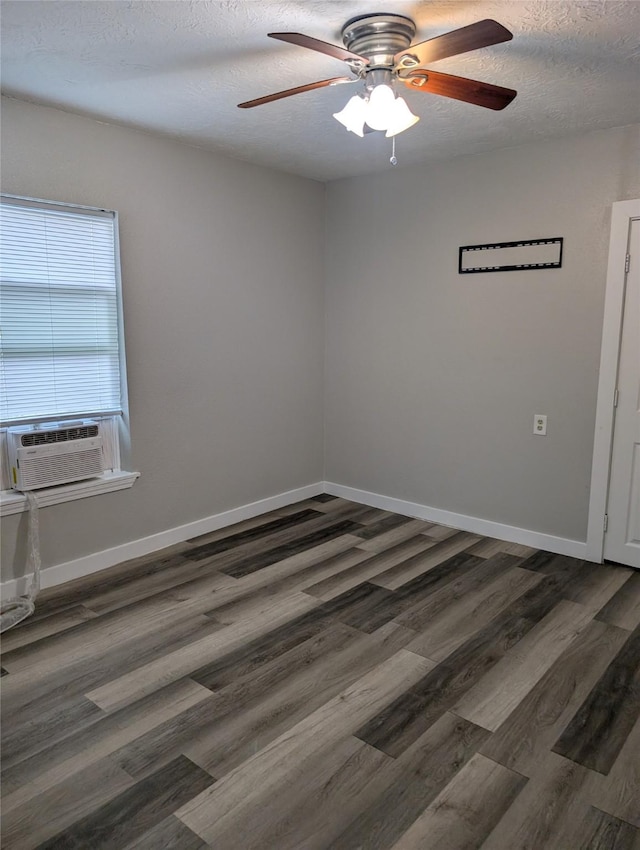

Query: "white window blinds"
<box><xmin>0</xmin><ymin>196</ymin><xmax>124</xmax><ymax>425</ymax></box>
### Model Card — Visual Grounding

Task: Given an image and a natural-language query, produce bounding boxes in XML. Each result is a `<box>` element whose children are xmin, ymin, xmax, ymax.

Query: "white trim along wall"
<box><xmin>2</xmin><ymin>477</ymin><xmax>595</xmax><ymax>599</ymax></box>
<box><xmin>0</xmin><ymin>482</ymin><xmax>324</xmax><ymax>600</ymax></box>
<box><xmin>325</xmin><ymin>482</ymin><xmax>588</xmax><ymax>559</ymax></box>
<box><xmin>586</xmin><ymin>198</ymin><xmax>640</xmax><ymax>562</ymax></box>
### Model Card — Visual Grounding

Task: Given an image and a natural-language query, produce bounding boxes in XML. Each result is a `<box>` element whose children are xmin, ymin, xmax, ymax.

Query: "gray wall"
<box><xmin>324</xmin><ymin>124</ymin><xmax>640</xmax><ymax>542</ymax></box>
<box><xmin>2</xmin><ymin>98</ymin><xmax>638</xmax><ymax>581</ymax></box>
<box><xmin>1</xmin><ymin>97</ymin><xmax>326</xmax><ymax>579</ymax></box>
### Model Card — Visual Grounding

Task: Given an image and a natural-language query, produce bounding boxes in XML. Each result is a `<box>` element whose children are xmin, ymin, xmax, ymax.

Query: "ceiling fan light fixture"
<box><xmin>241</xmin><ymin>14</ymin><xmax>517</xmax><ymax>151</ymax></box>
<box><xmin>334</xmin><ymin>84</ymin><xmax>419</xmax><ymax>138</ymax></box>
<box><xmin>332</xmin><ymin>94</ymin><xmax>367</xmax><ymax>136</ymax></box>
<box><xmin>384</xmin><ymin>95</ymin><xmax>420</xmax><ymax>137</ymax></box>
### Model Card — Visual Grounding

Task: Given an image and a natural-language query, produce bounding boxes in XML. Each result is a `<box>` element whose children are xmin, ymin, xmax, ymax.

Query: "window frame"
<box><xmin>0</xmin><ymin>194</ymin><xmax>136</xmax><ymax>513</ymax></box>
<box><xmin>0</xmin><ymin>193</ymin><xmax>130</xmax><ymax>426</ymax></box>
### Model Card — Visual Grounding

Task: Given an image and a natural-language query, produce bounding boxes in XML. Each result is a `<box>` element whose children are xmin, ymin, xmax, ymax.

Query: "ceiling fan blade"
<box><xmin>401</xmin><ymin>69</ymin><xmax>516</xmax><ymax>110</ymax></box>
<box><xmin>395</xmin><ymin>19</ymin><xmax>512</xmax><ymax>68</ymax></box>
<box><xmin>238</xmin><ymin>77</ymin><xmax>354</xmax><ymax>109</ymax></box>
<box><xmin>269</xmin><ymin>32</ymin><xmax>368</xmax><ymax>66</ymax></box>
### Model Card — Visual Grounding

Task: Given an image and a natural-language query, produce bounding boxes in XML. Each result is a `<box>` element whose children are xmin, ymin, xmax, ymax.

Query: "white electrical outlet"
<box><xmin>534</xmin><ymin>414</ymin><xmax>547</xmax><ymax>435</ymax></box>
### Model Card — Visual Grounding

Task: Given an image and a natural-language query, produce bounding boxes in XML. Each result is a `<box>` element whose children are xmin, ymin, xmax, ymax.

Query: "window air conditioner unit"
<box><xmin>7</xmin><ymin>421</ymin><xmax>105</xmax><ymax>491</ymax></box>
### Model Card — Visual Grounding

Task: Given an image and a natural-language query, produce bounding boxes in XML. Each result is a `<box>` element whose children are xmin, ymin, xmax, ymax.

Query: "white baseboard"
<box><xmin>1</xmin><ymin>478</ymin><xmax>594</xmax><ymax>601</ymax></box>
<box><xmin>324</xmin><ymin>482</ymin><xmax>591</xmax><ymax>561</ymax></box>
<box><xmin>0</xmin><ymin>482</ymin><xmax>323</xmax><ymax>600</ymax></box>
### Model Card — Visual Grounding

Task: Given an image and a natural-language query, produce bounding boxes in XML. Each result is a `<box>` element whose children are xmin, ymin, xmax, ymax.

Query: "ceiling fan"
<box><xmin>238</xmin><ymin>14</ymin><xmax>517</xmax><ymax>138</ymax></box>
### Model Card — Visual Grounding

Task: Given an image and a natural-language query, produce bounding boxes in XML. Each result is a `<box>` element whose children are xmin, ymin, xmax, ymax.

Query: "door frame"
<box><xmin>587</xmin><ymin>198</ymin><xmax>640</xmax><ymax>562</ymax></box>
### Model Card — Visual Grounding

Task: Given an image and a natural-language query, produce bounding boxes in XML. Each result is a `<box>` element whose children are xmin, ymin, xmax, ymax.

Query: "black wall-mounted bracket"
<box><xmin>459</xmin><ymin>237</ymin><xmax>563</xmax><ymax>274</ymax></box>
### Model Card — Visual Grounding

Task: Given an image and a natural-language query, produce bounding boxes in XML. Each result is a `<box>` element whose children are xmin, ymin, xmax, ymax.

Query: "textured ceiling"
<box><xmin>1</xmin><ymin>0</ymin><xmax>639</xmax><ymax>181</ymax></box>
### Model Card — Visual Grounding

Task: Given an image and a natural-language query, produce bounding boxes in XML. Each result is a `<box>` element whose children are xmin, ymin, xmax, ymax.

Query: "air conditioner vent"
<box><xmin>7</xmin><ymin>421</ymin><xmax>105</xmax><ymax>490</ymax></box>
<box><xmin>17</xmin><ymin>447</ymin><xmax>104</xmax><ymax>490</ymax></box>
<box><xmin>21</xmin><ymin>425</ymin><xmax>99</xmax><ymax>446</ymax></box>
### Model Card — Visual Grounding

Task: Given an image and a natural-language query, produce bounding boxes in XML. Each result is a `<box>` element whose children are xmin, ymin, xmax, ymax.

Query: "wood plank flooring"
<box><xmin>1</xmin><ymin>495</ymin><xmax>639</xmax><ymax>849</ymax></box>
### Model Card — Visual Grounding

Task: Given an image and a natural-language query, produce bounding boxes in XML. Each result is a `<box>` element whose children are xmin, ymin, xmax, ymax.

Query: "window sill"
<box><xmin>0</xmin><ymin>470</ymin><xmax>140</xmax><ymax>517</ymax></box>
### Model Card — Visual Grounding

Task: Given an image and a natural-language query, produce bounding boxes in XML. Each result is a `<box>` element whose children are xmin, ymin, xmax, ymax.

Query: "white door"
<box><xmin>604</xmin><ymin>217</ymin><xmax>640</xmax><ymax>568</ymax></box>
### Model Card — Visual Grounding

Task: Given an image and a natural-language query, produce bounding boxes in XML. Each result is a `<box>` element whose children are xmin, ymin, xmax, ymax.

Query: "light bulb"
<box><xmin>333</xmin><ymin>95</ymin><xmax>367</xmax><ymax>137</ymax></box>
<box><xmin>365</xmin><ymin>85</ymin><xmax>396</xmax><ymax>131</ymax></box>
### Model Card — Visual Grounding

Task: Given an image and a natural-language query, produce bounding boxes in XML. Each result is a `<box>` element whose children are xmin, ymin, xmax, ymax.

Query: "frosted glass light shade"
<box><xmin>333</xmin><ymin>95</ymin><xmax>367</xmax><ymax>137</ymax></box>
<box><xmin>365</xmin><ymin>85</ymin><xmax>396</xmax><ymax>131</ymax></box>
<box><xmin>334</xmin><ymin>86</ymin><xmax>420</xmax><ymax>138</ymax></box>
<box><xmin>385</xmin><ymin>96</ymin><xmax>420</xmax><ymax>137</ymax></box>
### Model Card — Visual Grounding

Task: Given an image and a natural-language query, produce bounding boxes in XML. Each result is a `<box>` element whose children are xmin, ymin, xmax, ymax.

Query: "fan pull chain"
<box><xmin>390</xmin><ymin>135</ymin><xmax>398</xmax><ymax>166</ymax></box>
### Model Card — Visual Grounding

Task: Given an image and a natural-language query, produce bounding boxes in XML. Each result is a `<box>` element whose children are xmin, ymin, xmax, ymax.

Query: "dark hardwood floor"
<box><xmin>1</xmin><ymin>496</ymin><xmax>639</xmax><ymax>849</ymax></box>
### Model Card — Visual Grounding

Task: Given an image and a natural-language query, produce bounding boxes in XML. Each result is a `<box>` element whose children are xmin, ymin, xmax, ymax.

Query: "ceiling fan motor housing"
<box><xmin>342</xmin><ymin>14</ymin><xmax>416</xmax><ymax>70</ymax></box>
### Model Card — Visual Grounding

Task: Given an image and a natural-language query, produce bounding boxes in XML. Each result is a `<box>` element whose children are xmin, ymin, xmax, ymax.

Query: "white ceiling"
<box><xmin>2</xmin><ymin>1</ymin><xmax>639</xmax><ymax>181</ymax></box>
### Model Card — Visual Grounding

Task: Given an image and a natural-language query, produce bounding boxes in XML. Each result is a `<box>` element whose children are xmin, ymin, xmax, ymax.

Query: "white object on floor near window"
<box><xmin>0</xmin><ymin>194</ymin><xmax>138</xmax><ymax>514</ymax></box>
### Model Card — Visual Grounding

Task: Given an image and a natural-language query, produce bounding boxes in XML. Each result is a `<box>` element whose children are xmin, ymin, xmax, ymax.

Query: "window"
<box><xmin>0</xmin><ymin>194</ymin><xmax>137</xmax><ymax>512</ymax></box>
<box><xmin>0</xmin><ymin>195</ymin><xmax>125</xmax><ymax>424</ymax></box>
